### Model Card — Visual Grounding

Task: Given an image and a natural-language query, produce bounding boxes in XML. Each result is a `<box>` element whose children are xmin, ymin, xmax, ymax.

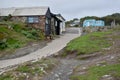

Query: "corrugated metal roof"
<box><xmin>0</xmin><ymin>7</ymin><xmax>49</xmax><ymax>16</ymax></box>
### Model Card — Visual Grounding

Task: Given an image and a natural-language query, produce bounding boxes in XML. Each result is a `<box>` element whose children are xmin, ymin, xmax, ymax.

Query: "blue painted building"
<box><xmin>83</xmin><ymin>19</ymin><xmax>105</xmax><ymax>27</ymax></box>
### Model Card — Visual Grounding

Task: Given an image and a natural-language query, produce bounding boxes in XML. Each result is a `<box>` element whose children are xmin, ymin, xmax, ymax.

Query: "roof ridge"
<box><xmin>0</xmin><ymin>6</ymin><xmax>49</xmax><ymax>9</ymax></box>
<box><xmin>0</xmin><ymin>6</ymin><xmax>49</xmax><ymax>16</ymax></box>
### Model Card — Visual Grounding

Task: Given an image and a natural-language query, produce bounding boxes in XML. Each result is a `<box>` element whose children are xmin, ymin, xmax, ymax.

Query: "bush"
<box><xmin>21</xmin><ymin>29</ymin><xmax>44</xmax><ymax>40</ymax></box>
<box><xmin>12</xmin><ymin>22</ymin><xmax>26</xmax><ymax>32</ymax></box>
<box><xmin>0</xmin><ymin>74</ymin><xmax>13</xmax><ymax>80</ymax></box>
<box><xmin>0</xmin><ymin>32</ymin><xmax>6</xmax><ymax>40</ymax></box>
<box><xmin>39</xmin><ymin>32</ymin><xmax>45</xmax><ymax>40</ymax></box>
<box><xmin>21</xmin><ymin>30</ymin><xmax>35</xmax><ymax>39</ymax></box>
<box><xmin>2</xmin><ymin>14</ymin><xmax>12</xmax><ymax>21</ymax></box>
<box><xmin>0</xmin><ymin>39</ymin><xmax>7</xmax><ymax>50</ymax></box>
<box><xmin>0</xmin><ymin>32</ymin><xmax>8</xmax><ymax>50</ymax></box>
<box><xmin>12</xmin><ymin>24</ymin><xmax>23</xmax><ymax>32</ymax></box>
<box><xmin>6</xmin><ymin>38</ymin><xmax>21</xmax><ymax>49</ymax></box>
<box><xmin>0</xmin><ymin>21</ymin><xmax>45</xmax><ymax>51</ymax></box>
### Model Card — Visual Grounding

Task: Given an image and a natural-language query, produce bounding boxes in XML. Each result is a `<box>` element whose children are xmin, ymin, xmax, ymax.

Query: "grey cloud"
<box><xmin>0</xmin><ymin>0</ymin><xmax>120</xmax><ymax>20</ymax></box>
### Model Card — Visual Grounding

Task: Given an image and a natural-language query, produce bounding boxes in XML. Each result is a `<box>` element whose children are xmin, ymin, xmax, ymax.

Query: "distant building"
<box><xmin>70</xmin><ymin>19</ymin><xmax>80</xmax><ymax>27</ymax></box>
<box><xmin>83</xmin><ymin>19</ymin><xmax>105</xmax><ymax>27</ymax></box>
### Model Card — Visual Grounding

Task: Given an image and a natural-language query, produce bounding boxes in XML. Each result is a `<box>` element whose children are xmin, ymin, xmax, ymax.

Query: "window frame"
<box><xmin>27</xmin><ymin>16</ymin><xmax>39</xmax><ymax>23</ymax></box>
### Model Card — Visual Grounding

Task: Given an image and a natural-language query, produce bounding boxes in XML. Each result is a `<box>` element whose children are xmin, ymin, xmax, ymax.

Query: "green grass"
<box><xmin>0</xmin><ymin>21</ymin><xmax>45</xmax><ymax>57</ymax></box>
<box><xmin>16</xmin><ymin>65</ymin><xmax>32</xmax><ymax>73</ymax></box>
<box><xmin>66</xmin><ymin>31</ymin><xmax>112</xmax><ymax>55</ymax></box>
<box><xmin>0</xmin><ymin>58</ymin><xmax>58</xmax><ymax>80</ymax></box>
<box><xmin>0</xmin><ymin>74</ymin><xmax>13</xmax><ymax>80</ymax></box>
<box><xmin>70</xmin><ymin>64</ymin><xmax>120</xmax><ymax>80</ymax></box>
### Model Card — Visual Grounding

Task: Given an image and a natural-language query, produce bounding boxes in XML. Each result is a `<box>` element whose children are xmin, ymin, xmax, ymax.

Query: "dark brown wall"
<box><xmin>27</xmin><ymin>16</ymin><xmax>46</xmax><ymax>31</ymax></box>
<box><xmin>12</xmin><ymin>16</ymin><xmax>46</xmax><ymax>32</ymax></box>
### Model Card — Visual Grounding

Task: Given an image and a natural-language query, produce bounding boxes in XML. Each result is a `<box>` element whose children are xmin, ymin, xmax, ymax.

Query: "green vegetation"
<box><xmin>0</xmin><ymin>21</ymin><xmax>45</xmax><ymax>57</ymax></box>
<box><xmin>66</xmin><ymin>13</ymin><xmax>120</xmax><ymax>27</ymax></box>
<box><xmin>70</xmin><ymin>64</ymin><xmax>120</xmax><ymax>80</ymax></box>
<box><xmin>66</xmin><ymin>31</ymin><xmax>112</xmax><ymax>55</ymax></box>
<box><xmin>0</xmin><ymin>58</ymin><xmax>58</xmax><ymax>80</ymax></box>
<box><xmin>80</xmin><ymin>13</ymin><xmax>120</xmax><ymax>26</ymax></box>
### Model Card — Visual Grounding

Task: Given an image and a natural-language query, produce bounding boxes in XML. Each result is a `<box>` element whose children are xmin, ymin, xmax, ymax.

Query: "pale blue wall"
<box><xmin>95</xmin><ymin>20</ymin><xmax>105</xmax><ymax>27</ymax></box>
<box><xmin>83</xmin><ymin>19</ymin><xmax>105</xmax><ymax>27</ymax></box>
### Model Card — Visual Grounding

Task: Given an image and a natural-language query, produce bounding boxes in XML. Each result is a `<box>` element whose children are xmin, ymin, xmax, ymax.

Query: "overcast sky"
<box><xmin>0</xmin><ymin>0</ymin><xmax>120</xmax><ymax>20</ymax></box>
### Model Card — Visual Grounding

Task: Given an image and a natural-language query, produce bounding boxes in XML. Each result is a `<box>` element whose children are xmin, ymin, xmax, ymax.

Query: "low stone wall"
<box><xmin>83</xmin><ymin>26</ymin><xmax>110</xmax><ymax>33</ymax></box>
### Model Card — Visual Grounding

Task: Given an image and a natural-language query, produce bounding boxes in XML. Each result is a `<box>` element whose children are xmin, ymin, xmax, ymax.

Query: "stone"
<box><xmin>55</xmin><ymin>74</ymin><xmax>59</xmax><ymax>78</ymax></box>
<box><xmin>101</xmin><ymin>74</ymin><xmax>113</xmax><ymax>80</ymax></box>
<box><xmin>79</xmin><ymin>72</ymin><xmax>86</xmax><ymax>75</ymax></box>
<box><xmin>102</xmin><ymin>75</ymin><xmax>111</xmax><ymax>78</ymax></box>
<box><xmin>0</xmin><ymin>70</ymin><xmax>4</xmax><ymax>75</ymax></box>
<box><xmin>102</xmin><ymin>47</ymin><xmax>111</xmax><ymax>51</ymax></box>
<box><xmin>110</xmin><ymin>56</ymin><xmax>114</xmax><ymax>59</ymax></box>
<box><xmin>67</xmin><ymin>71</ymin><xmax>72</xmax><ymax>75</ymax></box>
<box><xmin>23</xmin><ymin>73</ymin><xmax>27</xmax><ymax>76</ymax></box>
<box><xmin>58</xmin><ymin>72</ymin><xmax>62</xmax><ymax>75</ymax></box>
<box><xmin>82</xmin><ymin>67</ymin><xmax>87</xmax><ymax>70</ymax></box>
<box><xmin>56</xmin><ymin>78</ymin><xmax>61</xmax><ymax>80</ymax></box>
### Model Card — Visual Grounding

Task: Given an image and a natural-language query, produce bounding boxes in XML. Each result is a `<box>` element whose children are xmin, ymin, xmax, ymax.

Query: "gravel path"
<box><xmin>43</xmin><ymin>59</ymin><xmax>84</xmax><ymax>80</ymax></box>
<box><xmin>0</xmin><ymin>28</ymin><xmax>81</xmax><ymax>69</ymax></box>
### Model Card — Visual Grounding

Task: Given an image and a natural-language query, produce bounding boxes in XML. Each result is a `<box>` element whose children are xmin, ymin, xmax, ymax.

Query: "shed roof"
<box><xmin>0</xmin><ymin>7</ymin><xmax>49</xmax><ymax>16</ymax></box>
<box><xmin>55</xmin><ymin>14</ymin><xmax>65</xmax><ymax>21</ymax></box>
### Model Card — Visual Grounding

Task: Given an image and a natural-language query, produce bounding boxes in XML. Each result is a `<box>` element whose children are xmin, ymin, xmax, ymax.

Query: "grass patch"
<box><xmin>0</xmin><ymin>58</ymin><xmax>59</xmax><ymax>80</ymax></box>
<box><xmin>70</xmin><ymin>64</ymin><xmax>120</xmax><ymax>80</ymax></box>
<box><xmin>16</xmin><ymin>65</ymin><xmax>32</xmax><ymax>73</ymax></box>
<box><xmin>0</xmin><ymin>74</ymin><xmax>13</xmax><ymax>80</ymax></box>
<box><xmin>0</xmin><ymin>21</ymin><xmax>45</xmax><ymax>57</ymax></box>
<box><xmin>66</xmin><ymin>31</ymin><xmax>112</xmax><ymax>55</ymax></box>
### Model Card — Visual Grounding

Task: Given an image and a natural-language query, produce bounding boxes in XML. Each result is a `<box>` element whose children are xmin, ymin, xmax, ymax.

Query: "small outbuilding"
<box><xmin>0</xmin><ymin>7</ymin><xmax>65</xmax><ymax>37</ymax></box>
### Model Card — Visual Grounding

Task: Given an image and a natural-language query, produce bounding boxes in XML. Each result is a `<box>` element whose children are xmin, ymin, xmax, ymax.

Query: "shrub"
<box><xmin>21</xmin><ymin>30</ymin><xmax>35</xmax><ymax>39</ymax></box>
<box><xmin>0</xmin><ymin>32</ymin><xmax>8</xmax><ymax>50</ymax></box>
<box><xmin>3</xmin><ymin>14</ymin><xmax>12</xmax><ymax>21</ymax></box>
<box><xmin>0</xmin><ymin>39</ymin><xmax>7</xmax><ymax>50</ymax></box>
<box><xmin>38</xmin><ymin>30</ymin><xmax>45</xmax><ymax>40</ymax></box>
<box><xmin>0</xmin><ymin>74</ymin><xmax>13</xmax><ymax>80</ymax></box>
<box><xmin>6</xmin><ymin>38</ymin><xmax>21</xmax><ymax>49</ymax></box>
<box><xmin>12</xmin><ymin>22</ymin><xmax>26</xmax><ymax>32</ymax></box>
<box><xmin>0</xmin><ymin>32</ymin><xmax>6</xmax><ymax>40</ymax></box>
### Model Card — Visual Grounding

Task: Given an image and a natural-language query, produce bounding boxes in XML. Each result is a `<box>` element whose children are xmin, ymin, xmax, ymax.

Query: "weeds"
<box><xmin>0</xmin><ymin>58</ymin><xmax>58</xmax><ymax>80</ymax></box>
<box><xmin>66</xmin><ymin>31</ymin><xmax>112</xmax><ymax>55</ymax></box>
<box><xmin>70</xmin><ymin>64</ymin><xmax>120</xmax><ymax>80</ymax></box>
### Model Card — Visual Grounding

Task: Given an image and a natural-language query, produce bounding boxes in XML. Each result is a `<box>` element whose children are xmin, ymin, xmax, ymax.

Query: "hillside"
<box><xmin>0</xmin><ymin>26</ymin><xmax>120</xmax><ymax>80</ymax></box>
<box><xmin>80</xmin><ymin>13</ymin><xmax>120</xmax><ymax>26</ymax></box>
<box><xmin>0</xmin><ymin>21</ymin><xmax>44</xmax><ymax>58</ymax></box>
<box><xmin>66</xmin><ymin>13</ymin><xmax>120</xmax><ymax>27</ymax></box>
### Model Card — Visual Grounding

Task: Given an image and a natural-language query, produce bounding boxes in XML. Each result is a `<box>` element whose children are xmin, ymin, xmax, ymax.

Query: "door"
<box><xmin>45</xmin><ymin>18</ymin><xmax>51</xmax><ymax>36</ymax></box>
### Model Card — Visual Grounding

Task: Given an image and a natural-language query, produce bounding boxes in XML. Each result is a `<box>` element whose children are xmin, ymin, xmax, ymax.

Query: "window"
<box><xmin>55</xmin><ymin>21</ymin><xmax>57</xmax><ymax>26</ymax></box>
<box><xmin>27</xmin><ymin>17</ymin><xmax>39</xmax><ymax>23</ymax></box>
<box><xmin>46</xmin><ymin>18</ymin><xmax>49</xmax><ymax>24</ymax></box>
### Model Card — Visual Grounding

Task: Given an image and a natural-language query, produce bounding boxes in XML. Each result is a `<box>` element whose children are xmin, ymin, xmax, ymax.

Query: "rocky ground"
<box><xmin>0</xmin><ymin>27</ymin><xmax>120</xmax><ymax>80</ymax></box>
<box><xmin>43</xmin><ymin>28</ymin><xmax>120</xmax><ymax>80</ymax></box>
